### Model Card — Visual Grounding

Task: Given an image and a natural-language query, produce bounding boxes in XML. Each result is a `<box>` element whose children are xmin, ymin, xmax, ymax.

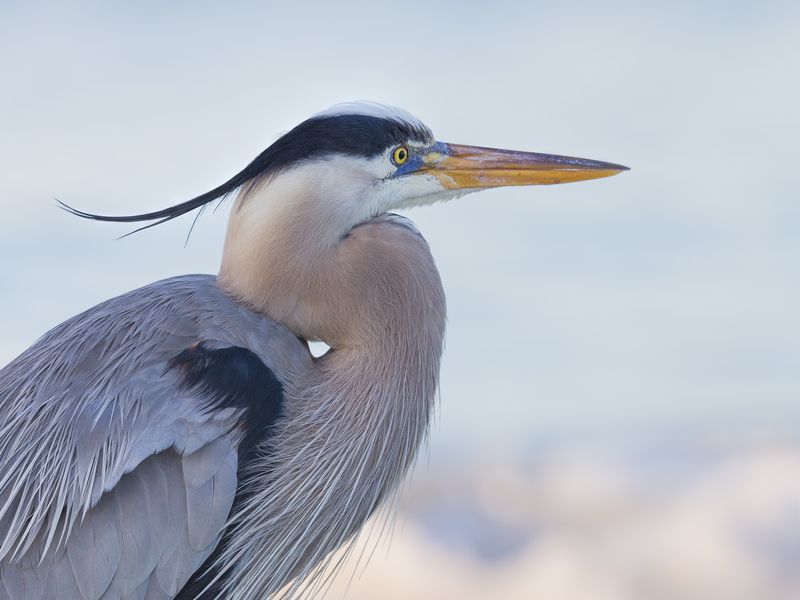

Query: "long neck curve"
<box><xmin>215</xmin><ymin>181</ymin><xmax>446</xmax><ymax>599</ymax></box>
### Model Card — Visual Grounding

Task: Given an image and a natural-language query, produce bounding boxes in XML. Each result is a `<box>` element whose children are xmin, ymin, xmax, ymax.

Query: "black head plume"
<box><xmin>59</xmin><ymin>110</ymin><xmax>433</xmax><ymax>236</ymax></box>
<box><xmin>57</xmin><ymin>150</ymin><xmax>273</xmax><ymax>237</ymax></box>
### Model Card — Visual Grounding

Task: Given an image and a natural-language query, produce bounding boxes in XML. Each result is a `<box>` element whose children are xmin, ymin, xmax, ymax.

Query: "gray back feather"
<box><xmin>0</xmin><ymin>275</ymin><xmax>310</xmax><ymax>599</ymax></box>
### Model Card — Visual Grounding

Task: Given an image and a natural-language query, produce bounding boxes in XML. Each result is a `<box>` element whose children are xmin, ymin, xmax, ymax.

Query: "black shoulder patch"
<box><xmin>168</xmin><ymin>342</ymin><xmax>284</xmax><ymax>464</ymax></box>
<box><xmin>170</xmin><ymin>343</ymin><xmax>285</xmax><ymax>600</ymax></box>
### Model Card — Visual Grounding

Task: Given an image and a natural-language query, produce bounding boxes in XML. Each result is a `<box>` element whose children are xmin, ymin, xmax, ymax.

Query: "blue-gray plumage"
<box><xmin>0</xmin><ymin>276</ymin><xmax>309</xmax><ymax>599</ymax></box>
<box><xmin>0</xmin><ymin>102</ymin><xmax>627</xmax><ymax>599</ymax></box>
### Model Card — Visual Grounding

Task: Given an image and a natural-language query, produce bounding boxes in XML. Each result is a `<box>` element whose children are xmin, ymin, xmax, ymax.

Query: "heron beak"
<box><xmin>420</xmin><ymin>143</ymin><xmax>629</xmax><ymax>189</ymax></box>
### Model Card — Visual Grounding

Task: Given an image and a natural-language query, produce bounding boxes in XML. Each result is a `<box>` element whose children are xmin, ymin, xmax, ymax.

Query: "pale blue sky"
<box><xmin>1</xmin><ymin>0</ymin><xmax>798</xmax><ymax>453</ymax></box>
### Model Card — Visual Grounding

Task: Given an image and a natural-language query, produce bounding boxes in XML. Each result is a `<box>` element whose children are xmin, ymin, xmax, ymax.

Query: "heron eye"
<box><xmin>392</xmin><ymin>146</ymin><xmax>409</xmax><ymax>165</ymax></box>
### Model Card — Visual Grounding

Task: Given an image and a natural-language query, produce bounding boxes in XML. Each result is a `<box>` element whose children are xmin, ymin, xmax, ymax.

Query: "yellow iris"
<box><xmin>392</xmin><ymin>146</ymin><xmax>409</xmax><ymax>165</ymax></box>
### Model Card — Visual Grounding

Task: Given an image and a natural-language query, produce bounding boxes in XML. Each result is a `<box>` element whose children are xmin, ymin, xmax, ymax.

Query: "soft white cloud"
<box><xmin>323</xmin><ymin>444</ymin><xmax>800</xmax><ymax>599</ymax></box>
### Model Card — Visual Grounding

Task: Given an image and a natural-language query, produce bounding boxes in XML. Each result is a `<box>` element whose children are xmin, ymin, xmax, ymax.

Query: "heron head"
<box><xmin>233</xmin><ymin>101</ymin><xmax>628</xmax><ymax>223</ymax></box>
<box><xmin>59</xmin><ymin>100</ymin><xmax>627</xmax><ymax>237</ymax></box>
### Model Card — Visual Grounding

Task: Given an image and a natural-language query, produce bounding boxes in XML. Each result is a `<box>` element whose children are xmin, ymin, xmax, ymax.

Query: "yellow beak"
<box><xmin>421</xmin><ymin>143</ymin><xmax>628</xmax><ymax>189</ymax></box>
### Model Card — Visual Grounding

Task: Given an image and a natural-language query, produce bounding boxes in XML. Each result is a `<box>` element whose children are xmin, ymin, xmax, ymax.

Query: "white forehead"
<box><xmin>314</xmin><ymin>101</ymin><xmax>428</xmax><ymax>132</ymax></box>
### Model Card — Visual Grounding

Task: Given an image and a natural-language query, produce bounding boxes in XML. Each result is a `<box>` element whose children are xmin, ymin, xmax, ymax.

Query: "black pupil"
<box><xmin>398</xmin><ymin>149</ymin><xmax>406</xmax><ymax>160</ymax></box>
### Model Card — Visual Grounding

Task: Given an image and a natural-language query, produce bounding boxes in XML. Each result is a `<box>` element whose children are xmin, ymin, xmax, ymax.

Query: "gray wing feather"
<box><xmin>1</xmin><ymin>448</ymin><xmax>237</xmax><ymax>600</ymax></box>
<box><xmin>66</xmin><ymin>483</ymin><xmax>123</xmax><ymax>599</ymax></box>
<box><xmin>0</xmin><ymin>275</ymin><xmax>309</xmax><ymax>599</ymax></box>
<box><xmin>182</xmin><ymin>437</ymin><xmax>239</xmax><ymax>552</ymax></box>
<box><xmin>0</xmin><ymin>562</ymin><xmax>48</xmax><ymax>600</ymax></box>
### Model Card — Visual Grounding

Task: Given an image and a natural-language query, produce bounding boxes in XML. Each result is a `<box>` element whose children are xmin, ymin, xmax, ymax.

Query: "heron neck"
<box><xmin>214</xmin><ymin>296</ymin><xmax>444</xmax><ymax>598</ymax></box>
<box><xmin>218</xmin><ymin>182</ymin><xmax>445</xmax><ymax>350</ymax></box>
<box><xmin>215</xmin><ymin>186</ymin><xmax>447</xmax><ymax>598</ymax></box>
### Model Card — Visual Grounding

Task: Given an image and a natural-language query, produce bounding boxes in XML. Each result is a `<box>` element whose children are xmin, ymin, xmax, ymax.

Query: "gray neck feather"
<box><xmin>215</xmin><ymin>181</ymin><xmax>446</xmax><ymax>598</ymax></box>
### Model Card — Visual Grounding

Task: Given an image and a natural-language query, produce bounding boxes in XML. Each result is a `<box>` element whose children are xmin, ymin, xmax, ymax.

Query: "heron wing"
<box><xmin>0</xmin><ymin>275</ymin><xmax>308</xmax><ymax>599</ymax></box>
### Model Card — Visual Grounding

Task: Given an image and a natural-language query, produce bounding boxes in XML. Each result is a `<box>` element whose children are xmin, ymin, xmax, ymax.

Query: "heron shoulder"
<box><xmin>168</xmin><ymin>342</ymin><xmax>285</xmax><ymax>464</ymax></box>
<box><xmin>0</xmin><ymin>274</ymin><xmax>313</xmax><ymax>596</ymax></box>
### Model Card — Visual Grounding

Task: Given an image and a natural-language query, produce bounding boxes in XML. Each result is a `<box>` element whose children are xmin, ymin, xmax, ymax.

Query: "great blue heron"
<box><xmin>0</xmin><ymin>102</ymin><xmax>627</xmax><ymax>599</ymax></box>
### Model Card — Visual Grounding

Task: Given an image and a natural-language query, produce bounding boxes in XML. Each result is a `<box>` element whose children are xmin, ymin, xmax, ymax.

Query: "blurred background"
<box><xmin>1</xmin><ymin>0</ymin><xmax>799</xmax><ymax>597</ymax></box>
